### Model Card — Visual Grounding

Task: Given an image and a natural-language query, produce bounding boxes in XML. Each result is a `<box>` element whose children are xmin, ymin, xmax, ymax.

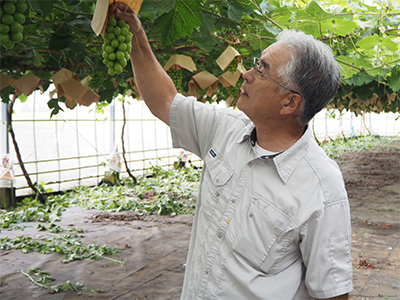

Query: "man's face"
<box><xmin>237</xmin><ymin>42</ymin><xmax>292</xmax><ymax>124</ymax></box>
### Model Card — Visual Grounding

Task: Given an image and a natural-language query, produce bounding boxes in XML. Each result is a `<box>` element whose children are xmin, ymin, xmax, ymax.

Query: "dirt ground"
<box><xmin>0</xmin><ymin>148</ymin><xmax>399</xmax><ymax>300</ymax></box>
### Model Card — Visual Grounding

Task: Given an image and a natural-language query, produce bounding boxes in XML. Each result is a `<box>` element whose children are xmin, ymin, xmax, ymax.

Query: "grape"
<box><xmin>228</xmin><ymin>57</ymin><xmax>238</xmax><ymax>73</ymax></box>
<box><xmin>0</xmin><ymin>0</ymin><xmax>28</xmax><ymax>49</ymax></box>
<box><xmin>101</xmin><ymin>17</ymin><xmax>132</xmax><ymax>76</ymax></box>
<box><xmin>227</xmin><ymin>77</ymin><xmax>244</xmax><ymax>100</ymax></box>
<box><xmin>88</xmin><ymin>71</ymin><xmax>105</xmax><ymax>90</ymax></box>
<box><xmin>169</xmin><ymin>69</ymin><xmax>183</xmax><ymax>89</ymax></box>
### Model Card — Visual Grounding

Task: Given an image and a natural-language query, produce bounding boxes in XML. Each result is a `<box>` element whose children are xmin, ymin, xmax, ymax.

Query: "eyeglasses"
<box><xmin>253</xmin><ymin>57</ymin><xmax>300</xmax><ymax>96</ymax></box>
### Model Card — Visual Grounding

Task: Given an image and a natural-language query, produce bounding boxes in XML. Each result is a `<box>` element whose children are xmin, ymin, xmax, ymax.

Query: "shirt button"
<box><xmin>217</xmin><ymin>232</ymin><xmax>223</xmax><ymax>239</ymax></box>
<box><xmin>215</xmin><ymin>191</ymin><xmax>220</xmax><ymax>197</ymax></box>
<box><xmin>232</xmin><ymin>199</ymin><xmax>236</xmax><ymax>203</ymax></box>
<box><xmin>248</xmin><ymin>163</ymin><xmax>253</xmax><ymax>167</ymax></box>
<box><xmin>216</xmin><ymin>178</ymin><xmax>220</xmax><ymax>183</ymax></box>
<box><xmin>249</xmin><ymin>212</ymin><xmax>254</xmax><ymax>218</ymax></box>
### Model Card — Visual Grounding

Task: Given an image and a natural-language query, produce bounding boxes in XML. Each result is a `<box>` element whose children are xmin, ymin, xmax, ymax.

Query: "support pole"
<box><xmin>0</xmin><ymin>100</ymin><xmax>15</xmax><ymax>208</ymax></box>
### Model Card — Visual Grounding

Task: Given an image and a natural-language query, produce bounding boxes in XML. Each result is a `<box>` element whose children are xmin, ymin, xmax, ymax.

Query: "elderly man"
<box><xmin>111</xmin><ymin>4</ymin><xmax>353</xmax><ymax>300</ymax></box>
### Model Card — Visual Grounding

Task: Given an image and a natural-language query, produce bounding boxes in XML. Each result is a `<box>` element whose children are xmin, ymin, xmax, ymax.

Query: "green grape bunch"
<box><xmin>101</xmin><ymin>17</ymin><xmax>133</xmax><ymax>76</ymax></box>
<box><xmin>169</xmin><ymin>69</ymin><xmax>183</xmax><ymax>89</ymax></box>
<box><xmin>227</xmin><ymin>77</ymin><xmax>244</xmax><ymax>99</ymax></box>
<box><xmin>0</xmin><ymin>0</ymin><xmax>28</xmax><ymax>49</ymax></box>
<box><xmin>228</xmin><ymin>57</ymin><xmax>238</xmax><ymax>73</ymax></box>
<box><xmin>88</xmin><ymin>71</ymin><xmax>105</xmax><ymax>90</ymax></box>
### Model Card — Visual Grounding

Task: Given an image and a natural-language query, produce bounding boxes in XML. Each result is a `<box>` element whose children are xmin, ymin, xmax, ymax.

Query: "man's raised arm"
<box><xmin>109</xmin><ymin>3</ymin><xmax>177</xmax><ymax>125</ymax></box>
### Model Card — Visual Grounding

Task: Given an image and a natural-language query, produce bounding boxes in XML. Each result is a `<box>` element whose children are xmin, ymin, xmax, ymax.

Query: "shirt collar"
<box><xmin>236</xmin><ymin>123</ymin><xmax>311</xmax><ymax>184</ymax></box>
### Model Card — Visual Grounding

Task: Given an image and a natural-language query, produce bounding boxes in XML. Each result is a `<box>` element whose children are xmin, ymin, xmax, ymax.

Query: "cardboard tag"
<box><xmin>92</xmin><ymin>0</ymin><xmax>144</xmax><ymax>37</ymax></box>
<box><xmin>164</xmin><ymin>54</ymin><xmax>197</xmax><ymax>72</ymax></box>
<box><xmin>216</xmin><ymin>46</ymin><xmax>241</xmax><ymax>71</ymax></box>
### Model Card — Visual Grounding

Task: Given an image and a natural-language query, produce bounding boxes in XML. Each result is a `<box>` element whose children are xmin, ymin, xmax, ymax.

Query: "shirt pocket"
<box><xmin>233</xmin><ymin>196</ymin><xmax>295</xmax><ymax>274</ymax></box>
<box><xmin>203</xmin><ymin>149</ymin><xmax>233</xmax><ymax>187</ymax></box>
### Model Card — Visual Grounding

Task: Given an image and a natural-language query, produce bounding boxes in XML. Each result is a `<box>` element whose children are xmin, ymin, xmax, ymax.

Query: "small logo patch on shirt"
<box><xmin>210</xmin><ymin>149</ymin><xmax>217</xmax><ymax>157</ymax></box>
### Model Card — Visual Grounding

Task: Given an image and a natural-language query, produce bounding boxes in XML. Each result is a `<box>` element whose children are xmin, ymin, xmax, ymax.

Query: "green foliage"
<box><xmin>320</xmin><ymin>136</ymin><xmax>400</xmax><ymax>159</ymax></box>
<box><xmin>0</xmin><ymin>165</ymin><xmax>201</xmax><ymax>233</ymax></box>
<box><xmin>0</xmin><ymin>232</ymin><xmax>123</xmax><ymax>265</ymax></box>
<box><xmin>21</xmin><ymin>268</ymin><xmax>102</xmax><ymax>293</ymax></box>
<box><xmin>0</xmin><ymin>0</ymin><xmax>399</xmax><ymax>113</ymax></box>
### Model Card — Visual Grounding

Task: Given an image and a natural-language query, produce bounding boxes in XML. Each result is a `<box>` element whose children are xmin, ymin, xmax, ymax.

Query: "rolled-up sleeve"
<box><xmin>299</xmin><ymin>200</ymin><xmax>353</xmax><ymax>298</ymax></box>
<box><xmin>169</xmin><ymin>93</ymin><xmax>223</xmax><ymax>158</ymax></box>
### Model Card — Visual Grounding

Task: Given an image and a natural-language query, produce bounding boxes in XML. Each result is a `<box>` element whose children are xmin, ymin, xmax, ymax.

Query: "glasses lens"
<box><xmin>253</xmin><ymin>58</ymin><xmax>259</xmax><ymax>73</ymax></box>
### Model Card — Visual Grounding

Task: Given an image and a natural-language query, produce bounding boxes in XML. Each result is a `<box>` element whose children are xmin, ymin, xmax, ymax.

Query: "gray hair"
<box><xmin>276</xmin><ymin>30</ymin><xmax>340</xmax><ymax>126</ymax></box>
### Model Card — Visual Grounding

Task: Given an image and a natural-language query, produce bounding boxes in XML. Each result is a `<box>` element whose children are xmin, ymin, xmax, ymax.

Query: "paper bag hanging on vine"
<box><xmin>216</xmin><ymin>46</ymin><xmax>246</xmax><ymax>74</ymax></box>
<box><xmin>80</xmin><ymin>76</ymin><xmax>101</xmax><ymax>107</ymax></box>
<box><xmin>0</xmin><ymin>73</ymin><xmax>15</xmax><ymax>92</ymax></box>
<box><xmin>51</xmin><ymin>69</ymin><xmax>99</xmax><ymax>109</ymax></box>
<box><xmin>217</xmin><ymin>46</ymin><xmax>246</xmax><ymax>106</ymax></box>
<box><xmin>12</xmin><ymin>73</ymin><xmax>43</xmax><ymax>96</ymax></box>
<box><xmin>187</xmin><ymin>71</ymin><xmax>219</xmax><ymax>102</ymax></box>
<box><xmin>164</xmin><ymin>54</ymin><xmax>197</xmax><ymax>91</ymax></box>
<box><xmin>92</xmin><ymin>0</ymin><xmax>144</xmax><ymax>37</ymax></box>
<box><xmin>219</xmin><ymin>70</ymin><xmax>243</xmax><ymax>106</ymax></box>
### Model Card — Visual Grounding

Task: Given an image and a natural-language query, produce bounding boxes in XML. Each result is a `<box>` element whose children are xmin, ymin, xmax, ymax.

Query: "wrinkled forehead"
<box><xmin>260</xmin><ymin>42</ymin><xmax>291</xmax><ymax>68</ymax></box>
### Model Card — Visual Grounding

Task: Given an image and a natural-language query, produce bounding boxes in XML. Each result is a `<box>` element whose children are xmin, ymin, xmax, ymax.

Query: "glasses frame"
<box><xmin>253</xmin><ymin>57</ymin><xmax>300</xmax><ymax>96</ymax></box>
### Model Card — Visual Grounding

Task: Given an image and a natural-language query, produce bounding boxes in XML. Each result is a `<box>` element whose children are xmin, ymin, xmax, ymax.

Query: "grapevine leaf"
<box><xmin>227</xmin><ymin>4</ymin><xmax>242</xmax><ymax>22</ymax></box>
<box><xmin>260</xmin><ymin>1</ymin><xmax>276</xmax><ymax>14</ymax></box>
<box><xmin>148</xmin><ymin>0</ymin><xmax>176</xmax><ymax>13</ymax></box>
<box><xmin>199</xmin><ymin>13</ymin><xmax>216</xmax><ymax>38</ymax></box>
<box><xmin>191</xmin><ymin>37</ymin><xmax>217</xmax><ymax>53</ymax></box>
<box><xmin>154</xmin><ymin>0</ymin><xmax>203</xmax><ymax>46</ymax></box>
<box><xmin>227</xmin><ymin>1</ymin><xmax>254</xmax><ymax>21</ymax></box>
<box><xmin>32</xmin><ymin>50</ymin><xmax>45</xmax><ymax>67</ymax></box>
<box><xmin>322</xmin><ymin>19</ymin><xmax>358</xmax><ymax>36</ymax></box>
<box><xmin>49</xmin><ymin>35</ymin><xmax>70</xmax><ymax>51</ymax></box>
<box><xmin>296</xmin><ymin>1</ymin><xmax>339</xmax><ymax>22</ymax></box>
<box><xmin>352</xmin><ymin>83</ymin><xmax>375</xmax><ymax>102</ymax></box>
<box><xmin>336</xmin><ymin>56</ymin><xmax>360</xmax><ymax>79</ymax></box>
<box><xmin>380</xmin><ymin>37</ymin><xmax>399</xmax><ymax>53</ymax></box>
<box><xmin>389</xmin><ymin>67</ymin><xmax>400</xmax><ymax>92</ymax></box>
<box><xmin>356</xmin><ymin>35</ymin><xmax>380</xmax><ymax>52</ymax></box>
<box><xmin>298</xmin><ymin>21</ymin><xmax>321</xmax><ymax>38</ymax></box>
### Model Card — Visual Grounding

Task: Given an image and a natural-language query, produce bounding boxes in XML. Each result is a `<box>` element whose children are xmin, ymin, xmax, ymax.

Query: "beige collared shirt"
<box><xmin>170</xmin><ymin>94</ymin><xmax>353</xmax><ymax>299</ymax></box>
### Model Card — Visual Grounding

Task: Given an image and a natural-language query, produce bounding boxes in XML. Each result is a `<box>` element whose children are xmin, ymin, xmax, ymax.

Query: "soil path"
<box><xmin>0</xmin><ymin>149</ymin><xmax>399</xmax><ymax>299</ymax></box>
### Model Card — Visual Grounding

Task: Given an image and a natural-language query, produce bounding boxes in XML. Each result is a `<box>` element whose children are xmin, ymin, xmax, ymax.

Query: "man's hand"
<box><xmin>106</xmin><ymin>1</ymin><xmax>177</xmax><ymax>125</ymax></box>
<box><xmin>109</xmin><ymin>3</ymin><xmax>141</xmax><ymax>35</ymax></box>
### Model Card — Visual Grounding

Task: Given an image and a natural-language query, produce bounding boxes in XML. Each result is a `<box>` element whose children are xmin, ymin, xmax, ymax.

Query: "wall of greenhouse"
<box><xmin>1</xmin><ymin>89</ymin><xmax>399</xmax><ymax>198</ymax></box>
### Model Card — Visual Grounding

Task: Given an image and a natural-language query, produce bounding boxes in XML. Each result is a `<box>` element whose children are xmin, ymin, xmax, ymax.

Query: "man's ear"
<box><xmin>280</xmin><ymin>94</ymin><xmax>302</xmax><ymax>116</ymax></box>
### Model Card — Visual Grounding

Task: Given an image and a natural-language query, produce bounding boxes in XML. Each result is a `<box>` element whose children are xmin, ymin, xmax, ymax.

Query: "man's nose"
<box><xmin>243</xmin><ymin>68</ymin><xmax>255</xmax><ymax>84</ymax></box>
